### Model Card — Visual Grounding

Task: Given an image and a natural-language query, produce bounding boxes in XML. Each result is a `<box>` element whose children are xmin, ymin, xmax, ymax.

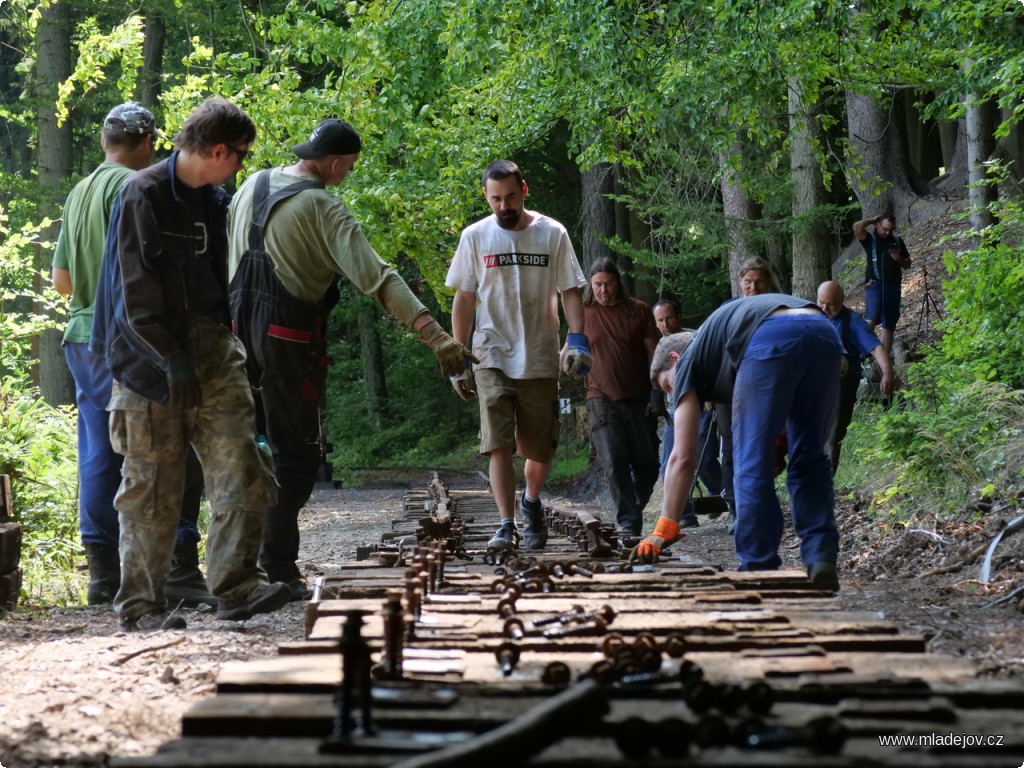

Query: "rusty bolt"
<box><xmin>495</xmin><ymin>641</ymin><xmax>520</xmax><ymax>677</ymax></box>
<box><xmin>503</xmin><ymin>617</ymin><xmax>526</xmax><ymax>641</ymax></box>
<box><xmin>543</xmin><ymin>617</ymin><xmax>607</xmax><ymax>639</ymax></box>
<box><xmin>663</xmin><ymin>633</ymin><xmax>687</xmax><ymax>658</ymax></box>
<box><xmin>601</xmin><ymin>632</ymin><xmax>627</xmax><ymax>656</ymax></box>
<box><xmin>541</xmin><ymin>660</ymin><xmax>572</xmax><ymax>686</ymax></box>
<box><xmin>565</xmin><ymin>562</ymin><xmax>594</xmax><ymax>578</ymax></box>
<box><xmin>633</xmin><ymin>632</ymin><xmax>658</xmax><ymax>650</ymax></box>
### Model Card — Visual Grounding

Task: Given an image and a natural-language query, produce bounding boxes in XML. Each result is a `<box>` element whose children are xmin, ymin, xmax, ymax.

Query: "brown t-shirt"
<box><xmin>584</xmin><ymin>298</ymin><xmax>659</xmax><ymax>401</ymax></box>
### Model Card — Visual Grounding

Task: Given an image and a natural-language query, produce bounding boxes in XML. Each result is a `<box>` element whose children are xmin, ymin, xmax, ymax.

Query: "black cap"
<box><xmin>292</xmin><ymin>118</ymin><xmax>361</xmax><ymax>159</ymax></box>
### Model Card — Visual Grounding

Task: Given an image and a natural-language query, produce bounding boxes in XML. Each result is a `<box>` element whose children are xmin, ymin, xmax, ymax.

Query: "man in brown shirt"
<box><xmin>581</xmin><ymin>258</ymin><xmax>661</xmax><ymax>533</ymax></box>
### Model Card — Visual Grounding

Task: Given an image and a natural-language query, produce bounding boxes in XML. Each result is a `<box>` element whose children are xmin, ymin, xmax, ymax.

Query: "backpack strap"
<box><xmin>247</xmin><ymin>170</ymin><xmax>325</xmax><ymax>252</ymax></box>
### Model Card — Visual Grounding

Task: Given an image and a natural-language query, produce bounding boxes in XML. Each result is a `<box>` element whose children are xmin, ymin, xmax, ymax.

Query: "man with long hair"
<box><xmin>582</xmin><ymin>258</ymin><xmax>661</xmax><ymax>534</ymax></box>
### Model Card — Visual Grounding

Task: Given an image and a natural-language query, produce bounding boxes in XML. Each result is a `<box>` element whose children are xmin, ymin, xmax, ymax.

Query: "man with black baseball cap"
<box><xmin>227</xmin><ymin>118</ymin><xmax>475</xmax><ymax>600</ymax></box>
<box><xmin>52</xmin><ymin>102</ymin><xmax>214</xmax><ymax>611</ymax></box>
<box><xmin>290</xmin><ymin>117</ymin><xmax>361</xmax><ymax>158</ymax></box>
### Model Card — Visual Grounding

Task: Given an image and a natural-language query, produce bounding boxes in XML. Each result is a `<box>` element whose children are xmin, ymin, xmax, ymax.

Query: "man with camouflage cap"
<box><xmin>52</xmin><ymin>102</ymin><xmax>214</xmax><ymax>610</ymax></box>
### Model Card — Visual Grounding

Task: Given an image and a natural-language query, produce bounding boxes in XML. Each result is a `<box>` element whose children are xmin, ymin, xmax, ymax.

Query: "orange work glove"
<box><xmin>629</xmin><ymin>517</ymin><xmax>684</xmax><ymax>564</ymax></box>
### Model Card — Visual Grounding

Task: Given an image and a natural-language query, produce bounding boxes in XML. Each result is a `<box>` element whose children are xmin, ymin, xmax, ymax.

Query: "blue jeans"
<box><xmin>66</xmin><ymin>343</ymin><xmax>202</xmax><ymax>551</ymax></box>
<box><xmin>732</xmin><ymin>314</ymin><xmax>840</xmax><ymax>570</ymax></box>
<box><xmin>66</xmin><ymin>342</ymin><xmax>125</xmax><ymax>550</ymax></box>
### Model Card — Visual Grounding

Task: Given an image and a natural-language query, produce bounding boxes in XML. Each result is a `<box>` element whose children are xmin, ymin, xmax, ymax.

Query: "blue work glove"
<box><xmin>167</xmin><ymin>357</ymin><xmax>202</xmax><ymax>411</ymax></box>
<box><xmin>646</xmin><ymin>390</ymin><xmax>667</xmax><ymax>419</ymax></box>
<box><xmin>562</xmin><ymin>333</ymin><xmax>592</xmax><ymax>376</ymax></box>
<box><xmin>450</xmin><ymin>361</ymin><xmax>477</xmax><ymax>401</ymax></box>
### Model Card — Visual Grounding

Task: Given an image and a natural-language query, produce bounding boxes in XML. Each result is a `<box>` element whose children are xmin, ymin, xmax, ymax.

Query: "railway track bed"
<box><xmin>113</xmin><ymin>473</ymin><xmax>1024</xmax><ymax>767</ymax></box>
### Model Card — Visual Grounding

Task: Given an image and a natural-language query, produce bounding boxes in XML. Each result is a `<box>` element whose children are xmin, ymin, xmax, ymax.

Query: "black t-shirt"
<box><xmin>178</xmin><ymin>183</ymin><xmax>230</xmax><ymax>324</ymax></box>
<box><xmin>861</xmin><ymin>230</ymin><xmax>909</xmax><ymax>284</ymax></box>
<box><xmin>673</xmin><ymin>293</ymin><xmax>819</xmax><ymax>405</ymax></box>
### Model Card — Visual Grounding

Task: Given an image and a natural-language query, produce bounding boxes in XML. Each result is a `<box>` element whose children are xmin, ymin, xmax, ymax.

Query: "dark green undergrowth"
<box><xmin>0</xmin><ymin>382</ymin><xmax>83</xmax><ymax>606</ymax></box>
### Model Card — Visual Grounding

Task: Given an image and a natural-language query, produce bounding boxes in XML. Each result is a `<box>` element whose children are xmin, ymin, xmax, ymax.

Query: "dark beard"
<box><xmin>496</xmin><ymin>210</ymin><xmax>520</xmax><ymax>230</ymax></box>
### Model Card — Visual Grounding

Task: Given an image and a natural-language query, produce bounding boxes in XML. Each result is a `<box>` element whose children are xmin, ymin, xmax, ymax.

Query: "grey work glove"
<box><xmin>167</xmin><ymin>357</ymin><xmax>202</xmax><ymax>411</ymax></box>
<box><xmin>420</xmin><ymin>320</ymin><xmax>478</xmax><ymax>378</ymax></box>
<box><xmin>450</xmin><ymin>363</ymin><xmax>477</xmax><ymax>401</ymax></box>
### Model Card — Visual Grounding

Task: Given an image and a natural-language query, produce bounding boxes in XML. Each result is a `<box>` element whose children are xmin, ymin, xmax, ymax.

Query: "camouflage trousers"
<box><xmin>109</xmin><ymin>320</ymin><xmax>277</xmax><ymax>622</ymax></box>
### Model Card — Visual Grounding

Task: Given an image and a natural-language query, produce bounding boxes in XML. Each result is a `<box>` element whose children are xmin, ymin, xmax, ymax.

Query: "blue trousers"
<box><xmin>731</xmin><ymin>315</ymin><xmax>840</xmax><ymax>570</ymax></box>
<box><xmin>67</xmin><ymin>342</ymin><xmax>125</xmax><ymax>550</ymax></box>
<box><xmin>66</xmin><ymin>343</ymin><xmax>202</xmax><ymax>551</ymax></box>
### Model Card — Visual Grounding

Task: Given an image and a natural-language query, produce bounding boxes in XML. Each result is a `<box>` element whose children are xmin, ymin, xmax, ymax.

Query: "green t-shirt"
<box><xmin>53</xmin><ymin>162</ymin><xmax>134</xmax><ymax>343</ymax></box>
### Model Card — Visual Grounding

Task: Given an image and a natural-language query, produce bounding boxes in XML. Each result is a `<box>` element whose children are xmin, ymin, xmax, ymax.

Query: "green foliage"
<box><xmin>55</xmin><ymin>15</ymin><xmax>144</xmax><ymax>124</ymax></box>
<box><xmin>842</xmin><ymin>381</ymin><xmax>1024</xmax><ymax>522</ymax></box>
<box><xmin>929</xmin><ymin>185</ymin><xmax>1024</xmax><ymax>389</ymax></box>
<box><xmin>0</xmin><ymin>202</ymin><xmax>64</xmax><ymax>386</ymax></box>
<box><xmin>0</xmin><ymin>381</ymin><xmax>81</xmax><ymax>605</ymax></box>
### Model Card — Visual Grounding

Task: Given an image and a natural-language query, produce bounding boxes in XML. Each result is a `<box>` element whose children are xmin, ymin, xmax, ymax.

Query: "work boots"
<box><xmin>520</xmin><ymin>496</ymin><xmax>548</xmax><ymax>551</ymax></box>
<box><xmin>85</xmin><ymin>543</ymin><xmax>120</xmax><ymax>605</ymax></box>
<box><xmin>165</xmin><ymin>540</ymin><xmax>217</xmax><ymax>609</ymax></box>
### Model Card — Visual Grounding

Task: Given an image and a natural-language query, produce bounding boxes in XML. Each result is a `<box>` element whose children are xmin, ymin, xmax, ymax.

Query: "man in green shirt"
<box><xmin>227</xmin><ymin>119</ymin><xmax>473</xmax><ymax>598</ymax></box>
<box><xmin>52</xmin><ymin>102</ymin><xmax>213</xmax><ymax>608</ymax></box>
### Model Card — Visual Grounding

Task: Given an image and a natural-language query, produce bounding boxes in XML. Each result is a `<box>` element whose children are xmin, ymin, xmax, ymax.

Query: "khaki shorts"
<box><xmin>475</xmin><ymin>368</ymin><xmax>560</xmax><ymax>463</ymax></box>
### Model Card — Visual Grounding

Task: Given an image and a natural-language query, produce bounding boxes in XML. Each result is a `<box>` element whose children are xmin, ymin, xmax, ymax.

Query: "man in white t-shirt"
<box><xmin>446</xmin><ymin>160</ymin><xmax>588</xmax><ymax>550</ymax></box>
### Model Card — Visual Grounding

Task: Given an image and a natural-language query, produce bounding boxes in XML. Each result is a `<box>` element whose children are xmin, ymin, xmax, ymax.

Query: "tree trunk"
<box><xmin>580</xmin><ymin>161</ymin><xmax>615</xmax><ymax>277</ymax></box>
<box><xmin>718</xmin><ymin>143</ymin><xmax>758</xmax><ymax>298</ymax></box>
<box><xmin>613</xmin><ymin>163</ymin><xmax>657</xmax><ymax>306</ymax></box>
<box><xmin>994</xmin><ymin>103</ymin><xmax>1024</xmax><ymax>200</ymax></box>
<box><xmin>935</xmin><ymin>115</ymin><xmax>969</xmax><ymax>191</ymax></box>
<box><xmin>845</xmin><ymin>90</ymin><xmax>923</xmax><ymax>227</ymax></box>
<box><xmin>788</xmin><ymin>77</ymin><xmax>833</xmax><ymax>300</ymax></box>
<box><xmin>138</xmin><ymin>10</ymin><xmax>166</xmax><ymax>108</ymax></box>
<box><xmin>35</xmin><ymin>1</ymin><xmax>74</xmax><ymax>406</ymax></box>
<box><xmin>357</xmin><ymin>301</ymin><xmax>387</xmax><ymax>431</ymax></box>
<box><xmin>966</xmin><ymin>87</ymin><xmax>997</xmax><ymax>233</ymax></box>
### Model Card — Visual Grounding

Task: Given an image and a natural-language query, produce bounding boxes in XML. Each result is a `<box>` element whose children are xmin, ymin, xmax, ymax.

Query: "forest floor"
<box><xmin>3</xmin><ymin>204</ymin><xmax>1023</xmax><ymax>767</ymax></box>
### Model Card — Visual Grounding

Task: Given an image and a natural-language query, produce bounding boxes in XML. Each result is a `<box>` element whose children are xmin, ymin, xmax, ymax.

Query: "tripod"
<box><xmin>912</xmin><ymin>260</ymin><xmax>944</xmax><ymax>353</ymax></box>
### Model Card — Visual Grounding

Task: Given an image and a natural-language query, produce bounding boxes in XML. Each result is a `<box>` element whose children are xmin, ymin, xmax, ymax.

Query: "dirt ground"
<box><xmin>2</xmin><ymin>476</ymin><xmax>1024</xmax><ymax>768</ymax></box>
